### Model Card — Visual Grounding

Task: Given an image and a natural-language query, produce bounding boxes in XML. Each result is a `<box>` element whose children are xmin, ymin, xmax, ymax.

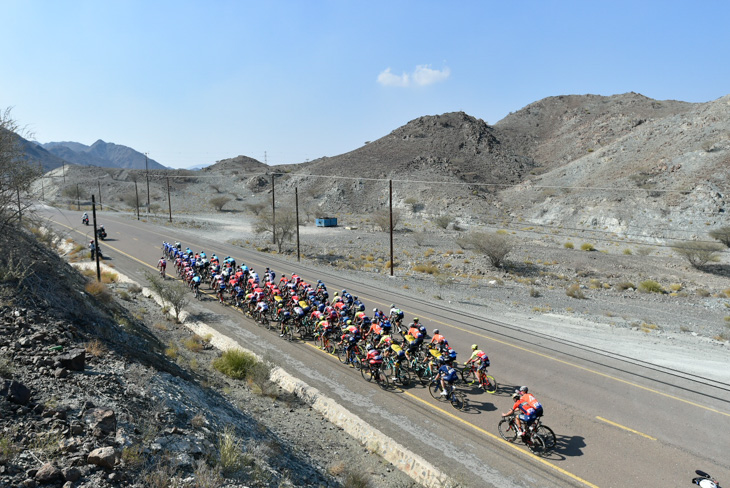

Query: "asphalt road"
<box><xmin>42</xmin><ymin>206</ymin><xmax>730</xmax><ymax>488</ymax></box>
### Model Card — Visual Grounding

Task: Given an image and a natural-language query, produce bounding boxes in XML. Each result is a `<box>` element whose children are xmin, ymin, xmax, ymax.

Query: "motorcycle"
<box><xmin>693</xmin><ymin>471</ymin><xmax>721</xmax><ymax>488</ymax></box>
<box><xmin>96</xmin><ymin>228</ymin><xmax>107</xmax><ymax>240</ymax></box>
<box><xmin>82</xmin><ymin>216</ymin><xmax>89</xmax><ymax>226</ymax></box>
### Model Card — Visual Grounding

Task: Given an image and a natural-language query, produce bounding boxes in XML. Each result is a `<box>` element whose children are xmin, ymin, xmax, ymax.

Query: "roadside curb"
<box><xmin>140</xmin><ymin>286</ymin><xmax>450</xmax><ymax>488</ymax></box>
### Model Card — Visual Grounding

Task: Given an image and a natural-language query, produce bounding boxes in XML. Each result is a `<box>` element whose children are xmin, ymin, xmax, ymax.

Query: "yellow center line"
<box><xmin>595</xmin><ymin>416</ymin><xmax>656</xmax><ymax>440</ymax></box>
<box><xmin>368</xmin><ymin>298</ymin><xmax>729</xmax><ymax>418</ymax></box>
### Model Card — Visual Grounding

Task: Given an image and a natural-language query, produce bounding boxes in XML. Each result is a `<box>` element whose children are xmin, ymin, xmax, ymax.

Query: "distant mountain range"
<box><xmin>39</xmin><ymin>140</ymin><xmax>166</xmax><ymax>170</ymax></box>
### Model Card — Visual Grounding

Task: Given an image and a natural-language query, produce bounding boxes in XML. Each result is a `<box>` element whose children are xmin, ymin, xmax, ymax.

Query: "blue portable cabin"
<box><xmin>315</xmin><ymin>217</ymin><xmax>337</xmax><ymax>227</ymax></box>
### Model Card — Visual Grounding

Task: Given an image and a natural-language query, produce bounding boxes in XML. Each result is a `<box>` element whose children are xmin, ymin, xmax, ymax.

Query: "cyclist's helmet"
<box><xmin>448</xmin><ymin>349</ymin><xmax>457</xmax><ymax>359</ymax></box>
<box><xmin>366</xmin><ymin>344</ymin><xmax>373</xmax><ymax>351</ymax></box>
<box><xmin>413</xmin><ymin>317</ymin><xmax>419</xmax><ymax>323</ymax></box>
<box><xmin>346</xmin><ymin>319</ymin><xmax>352</xmax><ymax>325</ymax></box>
<box><xmin>433</xmin><ymin>329</ymin><xmax>439</xmax><ymax>334</ymax></box>
<box><xmin>373</xmin><ymin>308</ymin><xmax>378</xmax><ymax>313</ymax></box>
<box><xmin>318</xmin><ymin>304</ymin><xmax>325</xmax><ymax>312</ymax></box>
<box><xmin>519</xmin><ymin>386</ymin><xmax>528</xmax><ymax>394</ymax></box>
<box><xmin>342</xmin><ymin>289</ymin><xmax>347</xmax><ymax>294</ymax></box>
<box><xmin>438</xmin><ymin>357</ymin><xmax>446</xmax><ymax>364</ymax></box>
<box><xmin>512</xmin><ymin>391</ymin><xmax>521</xmax><ymax>400</ymax></box>
<box><xmin>390</xmin><ymin>304</ymin><xmax>395</xmax><ymax>308</ymax></box>
<box><xmin>471</xmin><ymin>344</ymin><xmax>478</xmax><ymax>350</ymax></box>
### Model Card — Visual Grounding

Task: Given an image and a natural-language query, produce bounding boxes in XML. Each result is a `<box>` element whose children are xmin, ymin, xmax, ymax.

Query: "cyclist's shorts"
<box><xmin>518</xmin><ymin>413</ymin><xmax>537</xmax><ymax>423</ymax></box>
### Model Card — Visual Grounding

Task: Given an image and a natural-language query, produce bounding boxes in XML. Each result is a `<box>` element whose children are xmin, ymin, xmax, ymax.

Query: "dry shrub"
<box><xmin>413</xmin><ymin>263</ymin><xmax>438</xmax><ymax>275</ymax></box>
<box><xmin>85</xmin><ymin>339</ymin><xmax>106</xmax><ymax>357</ymax></box>
<box><xmin>638</xmin><ymin>280</ymin><xmax>664</xmax><ymax>294</ymax></box>
<box><xmin>85</xmin><ymin>281</ymin><xmax>112</xmax><ymax>303</ymax></box>
<box><xmin>183</xmin><ymin>335</ymin><xmax>204</xmax><ymax>353</ymax></box>
<box><xmin>566</xmin><ymin>283</ymin><xmax>585</xmax><ymax>299</ymax></box>
<box><xmin>101</xmin><ymin>270</ymin><xmax>118</xmax><ymax>283</ymax></box>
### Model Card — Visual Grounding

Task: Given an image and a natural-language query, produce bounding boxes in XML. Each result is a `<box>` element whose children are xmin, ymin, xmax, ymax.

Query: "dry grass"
<box><xmin>566</xmin><ymin>283</ymin><xmax>586</xmax><ymax>299</ymax></box>
<box><xmin>413</xmin><ymin>263</ymin><xmax>438</xmax><ymax>274</ymax></box>
<box><xmin>85</xmin><ymin>339</ymin><xmax>106</xmax><ymax>357</ymax></box>
<box><xmin>85</xmin><ymin>281</ymin><xmax>113</xmax><ymax>303</ymax></box>
<box><xmin>183</xmin><ymin>335</ymin><xmax>205</xmax><ymax>353</ymax></box>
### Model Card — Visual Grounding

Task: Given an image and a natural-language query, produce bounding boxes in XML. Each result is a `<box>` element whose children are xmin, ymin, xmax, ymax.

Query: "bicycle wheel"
<box><xmin>536</xmin><ymin>425</ymin><xmax>556</xmax><ymax>451</ymax></box>
<box><xmin>376</xmin><ymin>369</ymin><xmax>390</xmax><ymax>389</ymax></box>
<box><xmin>498</xmin><ymin>418</ymin><xmax>518</xmax><ymax>442</ymax></box>
<box><xmin>450</xmin><ymin>391</ymin><xmax>467</xmax><ymax>411</ymax></box>
<box><xmin>428</xmin><ymin>382</ymin><xmax>446</xmax><ymax>400</ymax></box>
<box><xmin>324</xmin><ymin>338</ymin><xmax>337</xmax><ymax>355</ymax></box>
<box><xmin>260</xmin><ymin>315</ymin><xmax>269</xmax><ymax>328</ymax></box>
<box><xmin>397</xmin><ymin>368</ymin><xmax>412</xmax><ymax>387</ymax></box>
<box><xmin>527</xmin><ymin>434</ymin><xmax>547</xmax><ymax>456</ymax></box>
<box><xmin>461</xmin><ymin>366</ymin><xmax>477</xmax><ymax>384</ymax></box>
<box><xmin>337</xmin><ymin>348</ymin><xmax>349</xmax><ymax>364</ymax></box>
<box><xmin>285</xmin><ymin>326</ymin><xmax>294</xmax><ymax>341</ymax></box>
<box><xmin>482</xmin><ymin>375</ymin><xmax>498</xmax><ymax>394</ymax></box>
<box><xmin>361</xmin><ymin>365</ymin><xmax>373</xmax><ymax>382</ymax></box>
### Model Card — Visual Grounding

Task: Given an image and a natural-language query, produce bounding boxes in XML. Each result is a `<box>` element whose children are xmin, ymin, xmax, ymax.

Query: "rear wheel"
<box><xmin>536</xmin><ymin>425</ymin><xmax>556</xmax><ymax>451</ymax></box>
<box><xmin>498</xmin><ymin>418</ymin><xmax>518</xmax><ymax>442</ymax></box>
<box><xmin>324</xmin><ymin>339</ymin><xmax>337</xmax><ymax>355</ymax></box>
<box><xmin>361</xmin><ymin>365</ymin><xmax>373</xmax><ymax>382</ymax></box>
<box><xmin>482</xmin><ymin>374</ymin><xmax>498</xmax><ymax>394</ymax></box>
<box><xmin>461</xmin><ymin>366</ymin><xmax>477</xmax><ymax>384</ymax></box>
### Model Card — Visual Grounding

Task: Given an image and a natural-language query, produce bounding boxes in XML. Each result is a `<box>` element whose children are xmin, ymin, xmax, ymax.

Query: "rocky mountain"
<box><xmin>41</xmin><ymin>140</ymin><xmax>167</xmax><ymax>170</ymax></box>
<box><xmin>27</xmin><ymin>91</ymin><xmax>730</xmax><ymax>241</ymax></box>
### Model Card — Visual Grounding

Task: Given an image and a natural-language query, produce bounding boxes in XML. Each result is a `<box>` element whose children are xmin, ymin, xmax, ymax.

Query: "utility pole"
<box><xmin>76</xmin><ymin>183</ymin><xmax>80</xmax><ymax>210</ymax></box>
<box><xmin>92</xmin><ymin>195</ymin><xmax>101</xmax><ymax>282</ymax></box>
<box><xmin>295</xmin><ymin>187</ymin><xmax>300</xmax><ymax>262</ymax></box>
<box><xmin>62</xmin><ymin>162</ymin><xmax>66</xmax><ymax>184</ymax></box>
<box><xmin>167</xmin><ymin>177</ymin><xmax>172</xmax><ymax>222</ymax></box>
<box><xmin>145</xmin><ymin>153</ymin><xmax>150</xmax><ymax>215</ymax></box>
<box><xmin>389</xmin><ymin>179</ymin><xmax>394</xmax><ymax>277</ymax></box>
<box><xmin>271</xmin><ymin>174</ymin><xmax>276</xmax><ymax>245</ymax></box>
<box><xmin>134</xmin><ymin>180</ymin><xmax>140</xmax><ymax>220</ymax></box>
<box><xmin>98</xmin><ymin>180</ymin><xmax>102</xmax><ymax>210</ymax></box>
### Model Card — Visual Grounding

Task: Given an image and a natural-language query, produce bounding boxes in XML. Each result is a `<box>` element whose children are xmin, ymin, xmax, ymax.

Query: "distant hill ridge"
<box><xmin>41</xmin><ymin>140</ymin><xmax>166</xmax><ymax>170</ymax></box>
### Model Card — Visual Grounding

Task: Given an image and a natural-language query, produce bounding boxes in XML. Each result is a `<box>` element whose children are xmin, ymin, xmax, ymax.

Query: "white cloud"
<box><xmin>377</xmin><ymin>65</ymin><xmax>450</xmax><ymax>87</ymax></box>
<box><xmin>377</xmin><ymin>68</ymin><xmax>410</xmax><ymax>87</ymax></box>
<box><xmin>412</xmin><ymin>65</ymin><xmax>451</xmax><ymax>86</ymax></box>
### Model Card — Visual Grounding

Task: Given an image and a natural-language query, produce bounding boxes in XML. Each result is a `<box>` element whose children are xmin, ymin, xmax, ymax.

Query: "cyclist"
<box><xmin>465</xmin><ymin>344</ymin><xmax>490</xmax><ymax>385</ymax></box>
<box><xmin>434</xmin><ymin>357</ymin><xmax>458</xmax><ymax>397</ymax></box>
<box><xmin>502</xmin><ymin>386</ymin><xmax>543</xmax><ymax>436</ymax></box>
<box><xmin>191</xmin><ymin>273</ymin><xmax>202</xmax><ymax>297</ymax></box>
<box><xmin>380</xmin><ymin>335</ymin><xmax>406</xmax><ymax>381</ymax></box>
<box><xmin>157</xmin><ymin>257</ymin><xmax>167</xmax><ymax>278</ymax></box>
<box><xmin>429</xmin><ymin>329</ymin><xmax>448</xmax><ymax>352</ymax></box>
<box><xmin>365</xmin><ymin>344</ymin><xmax>384</xmax><ymax>370</ymax></box>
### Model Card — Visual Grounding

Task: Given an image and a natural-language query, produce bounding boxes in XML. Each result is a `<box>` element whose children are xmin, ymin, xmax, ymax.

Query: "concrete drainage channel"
<box><xmin>134</xmin><ymin>277</ymin><xmax>450</xmax><ymax>488</ymax></box>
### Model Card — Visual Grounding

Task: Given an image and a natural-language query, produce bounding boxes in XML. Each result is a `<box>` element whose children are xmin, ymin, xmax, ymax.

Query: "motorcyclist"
<box><xmin>82</xmin><ymin>212</ymin><xmax>89</xmax><ymax>225</ymax></box>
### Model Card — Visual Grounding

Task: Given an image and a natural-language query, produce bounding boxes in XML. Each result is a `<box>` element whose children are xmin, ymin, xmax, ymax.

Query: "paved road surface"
<box><xmin>42</xmin><ymin>207</ymin><xmax>730</xmax><ymax>488</ymax></box>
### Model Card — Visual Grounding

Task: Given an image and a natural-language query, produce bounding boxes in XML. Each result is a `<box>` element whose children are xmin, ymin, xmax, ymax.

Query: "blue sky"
<box><xmin>2</xmin><ymin>1</ymin><xmax>728</xmax><ymax>168</ymax></box>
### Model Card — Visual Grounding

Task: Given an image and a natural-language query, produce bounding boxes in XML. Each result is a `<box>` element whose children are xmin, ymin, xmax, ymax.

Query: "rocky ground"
<box><xmin>0</xmin><ymin>228</ymin><xmax>422</xmax><ymax>488</ymax></box>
